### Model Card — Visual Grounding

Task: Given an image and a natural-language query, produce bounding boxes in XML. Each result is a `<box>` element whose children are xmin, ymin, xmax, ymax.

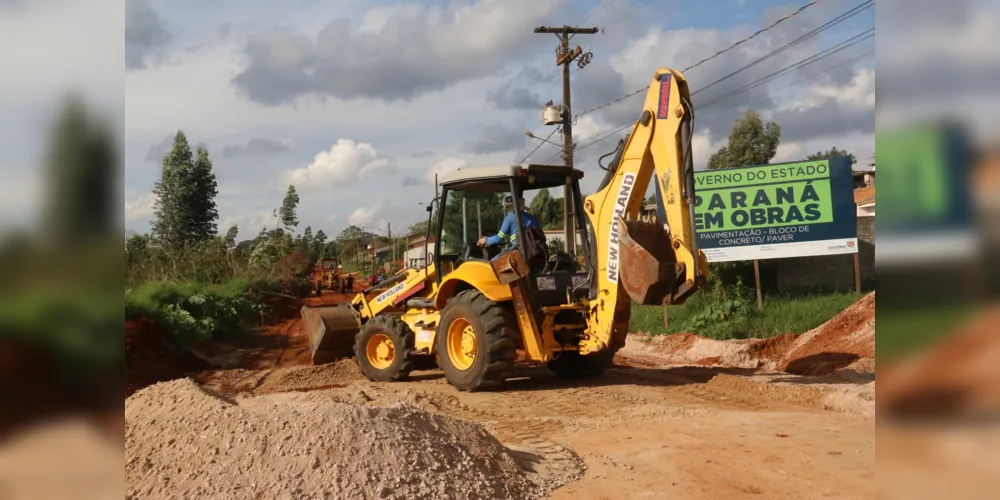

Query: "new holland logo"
<box><xmin>606</xmin><ymin>172</ymin><xmax>636</xmax><ymax>283</ymax></box>
<box><xmin>657</xmin><ymin>74</ymin><xmax>672</xmax><ymax>119</ymax></box>
<box><xmin>375</xmin><ymin>282</ymin><xmax>406</xmax><ymax>304</ymax></box>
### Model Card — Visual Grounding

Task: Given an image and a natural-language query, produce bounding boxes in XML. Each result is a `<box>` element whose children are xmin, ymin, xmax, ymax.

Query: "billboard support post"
<box><xmin>753</xmin><ymin>259</ymin><xmax>763</xmax><ymax>312</ymax></box>
<box><xmin>853</xmin><ymin>253</ymin><xmax>862</xmax><ymax>296</ymax></box>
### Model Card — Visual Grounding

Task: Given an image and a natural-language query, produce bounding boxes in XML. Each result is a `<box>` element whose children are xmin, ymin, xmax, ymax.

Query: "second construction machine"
<box><xmin>301</xmin><ymin>67</ymin><xmax>709</xmax><ymax>391</ymax></box>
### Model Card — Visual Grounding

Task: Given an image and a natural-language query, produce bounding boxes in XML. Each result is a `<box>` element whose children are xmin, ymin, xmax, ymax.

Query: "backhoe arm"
<box><xmin>580</xmin><ymin>67</ymin><xmax>709</xmax><ymax>354</ymax></box>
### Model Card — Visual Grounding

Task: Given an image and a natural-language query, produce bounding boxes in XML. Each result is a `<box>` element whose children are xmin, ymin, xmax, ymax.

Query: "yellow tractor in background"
<box><xmin>312</xmin><ymin>257</ymin><xmax>346</xmax><ymax>296</ymax></box>
<box><xmin>301</xmin><ymin>67</ymin><xmax>709</xmax><ymax>390</ymax></box>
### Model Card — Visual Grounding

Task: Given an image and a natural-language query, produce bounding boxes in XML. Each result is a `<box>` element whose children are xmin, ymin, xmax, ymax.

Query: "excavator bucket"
<box><xmin>299</xmin><ymin>304</ymin><xmax>361</xmax><ymax>365</ymax></box>
<box><xmin>617</xmin><ymin>214</ymin><xmax>688</xmax><ymax>306</ymax></box>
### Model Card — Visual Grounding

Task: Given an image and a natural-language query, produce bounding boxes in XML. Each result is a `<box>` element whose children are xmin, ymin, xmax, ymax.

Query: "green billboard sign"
<box><xmin>692</xmin><ymin>158</ymin><xmax>857</xmax><ymax>262</ymax></box>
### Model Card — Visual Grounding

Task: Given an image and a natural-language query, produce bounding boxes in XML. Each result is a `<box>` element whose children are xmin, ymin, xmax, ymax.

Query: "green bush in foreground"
<box><xmin>125</xmin><ymin>279</ymin><xmax>269</xmax><ymax>344</ymax></box>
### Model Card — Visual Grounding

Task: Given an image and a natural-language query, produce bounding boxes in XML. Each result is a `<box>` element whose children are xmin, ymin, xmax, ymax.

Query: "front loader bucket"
<box><xmin>300</xmin><ymin>304</ymin><xmax>361</xmax><ymax>365</ymax></box>
<box><xmin>617</xmin><ymin>215</ymin><xmax>690</xmax><ymax>306</ymax></box>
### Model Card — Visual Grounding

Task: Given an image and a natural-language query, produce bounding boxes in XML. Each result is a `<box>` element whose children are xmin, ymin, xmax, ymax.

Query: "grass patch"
<box><xmin>876</xmin><ymin>305</ymin><xmax>975</xmax><ymax>360</ymax></box>
<box><xmin>125</xmin><ymin>278</ymin><xmax>271</xmax><ymax>344</ymax></box>
<box><xmin>630</xmin><ymin>290</ymin><xmax>859</xmax><ymax>340</ymax></box>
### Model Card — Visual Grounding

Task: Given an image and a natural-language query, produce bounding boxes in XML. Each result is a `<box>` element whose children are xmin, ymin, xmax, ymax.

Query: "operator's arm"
<box><xmin>483</xmin><ymin>213</ymin><xmax>513</xmax><ymax>246</ymax></box>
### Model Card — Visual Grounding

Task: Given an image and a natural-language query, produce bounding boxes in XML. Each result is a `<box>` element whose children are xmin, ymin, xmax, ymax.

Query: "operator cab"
<box><xmin>431</xmin><ymin>163</ymin><xmax>592</xmax><ymax>306</ymax></box>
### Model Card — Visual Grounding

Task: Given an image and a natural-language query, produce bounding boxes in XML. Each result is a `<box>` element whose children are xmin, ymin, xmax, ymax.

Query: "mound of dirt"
<box><xmin>779</xmin><ymin>292</ymin><xmax>875</xmax><ymax>375</ymax></box>
<box><xmin>878</xmin><ymin>306</ymin><xmax>1000</xmax><ymax>420</ymax></box>
<box><xmin>620</xmin><ymin>292</ymin><xmax>876</xmax><ymax>377</ymax></box>
<box><xmin>126</xmin><ymin>379</ymin><xmax>540</xmax><ymax>500</ymax></box>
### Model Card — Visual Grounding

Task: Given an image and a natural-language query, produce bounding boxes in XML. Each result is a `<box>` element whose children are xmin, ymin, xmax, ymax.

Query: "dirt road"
<box><xmin>126</xmin><ymin>291</ymin><xmax>875</xmax><ymax>499</ymax></box>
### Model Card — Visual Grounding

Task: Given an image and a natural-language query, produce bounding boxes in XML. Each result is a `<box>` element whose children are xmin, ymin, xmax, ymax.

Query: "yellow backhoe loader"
<box><xmin>301</xmin><ymin>67</ymin><xmax>709</xmax><ymax>391</ymax></box>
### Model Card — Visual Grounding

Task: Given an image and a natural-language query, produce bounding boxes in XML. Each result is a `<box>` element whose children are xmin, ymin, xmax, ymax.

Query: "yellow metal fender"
<box><xmin>434</xmin><ymin>261</ymin><xmax>512</xmax><ymax>309</ymax></box>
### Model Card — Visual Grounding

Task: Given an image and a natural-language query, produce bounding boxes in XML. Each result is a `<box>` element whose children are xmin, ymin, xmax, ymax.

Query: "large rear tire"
<box><xmin>437</xmin><ymin>289</ymin><xmax>517</xmax><ymax>392</ymax></box>
<box><xmin>354</xmin><ymin>316</ymin><xmax>416</xmax><ymax>382</ymax></box>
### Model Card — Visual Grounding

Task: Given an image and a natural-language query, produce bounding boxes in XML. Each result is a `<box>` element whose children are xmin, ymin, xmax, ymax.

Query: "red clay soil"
<box><xmin>125</xmin><ymin>317</ymin><xmax>207</xmax><ymax>397</ymax></box>
<box><xmin>779</xmin><ymin>292</ymin><xmax>875</xmax><ymax>375</ymax></box>
<box><xmin>746</xmin><ymin>333</ymin><xmax>799</xmax><ymax>361</ymax></box>
<box><xmin>878</xmin><ymin>306</ymin><xmax>1000</xmax><ymax>420</ymax></box>
<box><xmin>190</xmin><ymin>289</ymin><xmax>359</xmax><ymax>392</ymax></box>
<box><xmin>623</xmin><ymin>293</ymin><xmax>876</xmax><ymax>377</ymax></box>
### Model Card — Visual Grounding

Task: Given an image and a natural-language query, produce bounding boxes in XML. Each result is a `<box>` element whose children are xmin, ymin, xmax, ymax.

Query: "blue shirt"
<box><xmin>485</xmin><ymin>211</ymin><xmax>541</xmax><ymax>248</ymax></box>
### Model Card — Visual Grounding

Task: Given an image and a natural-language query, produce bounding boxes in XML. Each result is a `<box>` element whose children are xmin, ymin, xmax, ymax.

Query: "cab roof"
<box><xmin>438</xmin><ymin>164</ymin><xmax>584</xmax><ymax>193</ymax></box>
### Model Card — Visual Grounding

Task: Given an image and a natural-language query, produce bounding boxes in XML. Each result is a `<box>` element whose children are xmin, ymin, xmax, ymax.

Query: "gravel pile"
<box><xmin>125</xmin><ymin>379</ymin><xmax>538</xmax><ymax>499</ymax></box>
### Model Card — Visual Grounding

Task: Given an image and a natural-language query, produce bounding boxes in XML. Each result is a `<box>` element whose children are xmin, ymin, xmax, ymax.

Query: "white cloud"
<box><xmin>796</xmin><ymin>68</ymin><xmax>875</xmax><ymax>111</ymax></box>
<box><xmin>285</xmin><ymin>139</ymin><xmax>393</xmax><ymax>189</ymax></box>
<box><xmin>572</xmin><ymin>115</ymin><xmax>603</xmax><ymax>144</ymax></box>
<box><xmin>773</xmin><ymin>141</ymin><xmax>805</xmax><ymax>164</ymax></box>
<box><xmin>426</xmin><ymin>156</ymin><xmax>469</xmax><ymax>183</ymax></box>
<box><xmin>0</xmin><ymin>0</ymin><xmax>122</xmax><ymax>108</ymax></box>
<box><xmin>124</xmin><ymin>191</ymin><xmax>156</xmax><ymax>222</ymax></box>
<box><xmin>691</xmin><ymin>130</ymin><xmax>717</xmax><ymax>171</ymax></box>
<box><xmin>220</xmin><ymin>210</ymin><xmax>275</xmax><ymax>239</ymax></box>
<box><xmin>348</xmin><ymin>201</ymin><xmax>386</xmax><ymax>227</ymax></box>
<box><xmin>0</xmin><ymin>171</ymin><xmax>42</xmax><ymax>226</ymax></box>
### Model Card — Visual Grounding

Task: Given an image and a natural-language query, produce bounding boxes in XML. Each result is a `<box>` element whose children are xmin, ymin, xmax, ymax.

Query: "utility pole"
<box><xmin>388</xmin><ymin>222</ymin><xmax>392</xmax><ymax>271</ymax></box>
<box><xmin>534</xmin><ymin>25</ymin><xmax>597</xmax><ymax>254</ymax></box>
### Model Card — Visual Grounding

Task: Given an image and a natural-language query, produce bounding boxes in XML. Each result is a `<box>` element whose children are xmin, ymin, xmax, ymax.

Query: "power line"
<box><xmin>696</xmin><ymin>28</ymin><xmax>874</xmax><ymax>109</ymax></box>
<box><xmin>573</xmin><ymin>0</ymin><xmax>624</xmax><ymax>30</ymax></box>
<box><xmin>680</xmin><ymin>0</ymin><xmax>822</xmax><ymax>73</ymax></box>
<box><xmin>519</xmin><ymin>127</ymin><xmax>559</xmax><ymax>163</ymax></box>
<box><xmin>691</xmin><ymin>0</ymin><xmax>873</xmax><ymax>97</ymax></box>
<box><xmin>702</xmin><ymin>49</ymin><xmax>874</xmax><ymax>112</ymax></box>
<box><xmin>569</xmin><ymin>36</ymin><xmax>874</xmax><ymax>156</ymax></box>
<box><xmin>572</xmin><ymin>0</ymin><xmax>824</xmax><ymax>119</ymax></box>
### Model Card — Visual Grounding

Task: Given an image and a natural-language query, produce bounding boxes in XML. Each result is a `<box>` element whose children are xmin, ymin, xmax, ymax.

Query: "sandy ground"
<box><xmin>191</xmin><ymin>356</ymin><xmax>875</xmax><ymax>499</ymax></box>
<box><xmin>120</xmin><ymin>289</ymin><xmax>878</xmax><ymax>499</ymax></box>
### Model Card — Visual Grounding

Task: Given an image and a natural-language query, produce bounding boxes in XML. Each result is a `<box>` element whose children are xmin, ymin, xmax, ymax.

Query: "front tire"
<box><xmin>354</xmin><ymin>316</ymin><xmax>416</xmax><ymax>382</ymax></box>
<box><xmin>437</xmin><ymin>290</ymin><xmax>517</xmax><ymax>392</ymax></box>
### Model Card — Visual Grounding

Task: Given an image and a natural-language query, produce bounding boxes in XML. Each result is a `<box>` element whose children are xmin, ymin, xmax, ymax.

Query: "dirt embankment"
<box><xmin>878</xmin><ymin>305</ymin><xmax>1000</xmax><ymax>420</ymax></box>
<box><xmin>126</xmin><ymin>289</ymin><xmax>355</xmax><ymax>397</ymax></box>
<box><xmin>621</xmin><ymin>292</ymin><xmax>875</xmax><ymax>378</ymax></box>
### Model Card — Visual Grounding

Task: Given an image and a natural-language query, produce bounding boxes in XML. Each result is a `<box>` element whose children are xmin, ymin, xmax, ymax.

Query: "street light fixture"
<box><xmin>524</xmin><ymin>130</ymin><xmax>561</xmax><ymax>147</ymax></box>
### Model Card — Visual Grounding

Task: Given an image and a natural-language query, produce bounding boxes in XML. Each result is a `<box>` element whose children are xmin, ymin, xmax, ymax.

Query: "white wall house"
<box><xmin>403</xmin><ymin>236</ymin><xmax>435</xmax><ymax>268</ymax></box>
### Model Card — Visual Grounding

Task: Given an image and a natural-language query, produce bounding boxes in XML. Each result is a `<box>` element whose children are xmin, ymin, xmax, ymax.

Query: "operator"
<box><xmin>476</xmin><ymin>195</ymin><xmax>541</xmax><ymax>254</ymax></box>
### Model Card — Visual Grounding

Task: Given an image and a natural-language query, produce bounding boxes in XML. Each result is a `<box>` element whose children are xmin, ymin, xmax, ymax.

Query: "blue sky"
<box><xmin>114</xmin><ymin>0</ymin><xmax>878</xmax><ymax>242</ymax></box>
<box><xmin>0</xmin><ymin>0</ymin><xmax>881</xmax><ymax>240</ymax></box>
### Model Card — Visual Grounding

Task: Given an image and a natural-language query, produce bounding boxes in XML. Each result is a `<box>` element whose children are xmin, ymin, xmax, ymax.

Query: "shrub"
<box><xmin>125</xmin><ymin>279</ymin><xmax>268</xmax><ymax>344</ymax></box>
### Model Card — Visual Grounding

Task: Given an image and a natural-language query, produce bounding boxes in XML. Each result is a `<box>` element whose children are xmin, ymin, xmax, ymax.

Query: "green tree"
<box><xmin>43</xmin><ymin>93</ymin><xmax>117</xmax><ymax>244</ymax></box>
<box><xmin>336</xmin><ymin>225</ymin><xmax>366</xmax><ymax>260</ymax></box>
<box><xmin>150</xmin><ymin>131</ymin><xmax>219</xmax><ymax>246</ymax></box>
<box><xmin>440</xmin><ymin>191</ymin><xmax>504</xmax><ymax>252</ymax></box>
<box><xmin>151</xmin><ymin>131</ymin><xmax>196</xmax><ymax>247</ymax></box>
<box><xmin>408</xmin><ymin>219</ymin><xmax>432</xmax><ymax>237</ymax></box>
<box><xmin>707</xmin><ymin>108</ymin><xmax>781</xmax><ymax>170</ymax></box>
<box><xmin>531</xmin><ymin>188</ymin><xmax>562</xmax><ymax>229</ymax></box>
<box><xmin>546</xmin><ymin>238</ymin><xmax>565</xmax><ymax>255</ymax></box>
<box><xmin>312</xmin><ymin>228</ymin><xmax>327</xmax><ymax>259</ymax></box>
<box><xmin>224</xmin><ymin>225</ymin><xmax>239</xmax><ymax>249</ymax></box>
<box><xmin>644</xmin><ymin>194</ymin><xmax>656</xmax><ymax>206</ymax></box>
<box><xmin>806</xmin><ymin>147</ymin><xmax>857</xmax><ymax>166</ymax></box>
<box><xmin>189</xmin><ymin>146</ymin><xmax>219</xmax><ymax>243</ymax></box>
<box><xmin>278</xmin><ymin>185</ymin><xmax>300</xmax><ymax>231</ymax></box>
